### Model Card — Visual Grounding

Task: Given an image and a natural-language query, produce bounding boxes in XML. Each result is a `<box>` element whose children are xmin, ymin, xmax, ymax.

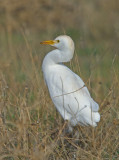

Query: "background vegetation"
<box><xmin>0</xmin><ymin>0</ymin><xmax>119</xmax><ymax>159</ymax></box>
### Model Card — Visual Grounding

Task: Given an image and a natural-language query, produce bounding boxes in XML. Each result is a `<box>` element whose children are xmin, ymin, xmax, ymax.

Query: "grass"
<box><xmin>0</xmin><ymin>1</ymin><xmax>119</xmax><ymax>159</ymax></box>
<box><xmin>0</xmin><ymin>30</ymin><xmax>119</xmax><ymax>160</ymax></box>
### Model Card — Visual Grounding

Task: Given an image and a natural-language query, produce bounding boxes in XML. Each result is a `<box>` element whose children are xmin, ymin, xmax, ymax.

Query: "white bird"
<box><xmin>40</xmin><ymin>35</ymin><xmax>100</xmax><ymax>129</ymax></box>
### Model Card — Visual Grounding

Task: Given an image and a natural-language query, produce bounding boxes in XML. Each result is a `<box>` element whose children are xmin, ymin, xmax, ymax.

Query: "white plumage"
<box><xmin>41</xmin><ymin>35</ymin><xmax>100</xmax><ymax>128</ymax></box>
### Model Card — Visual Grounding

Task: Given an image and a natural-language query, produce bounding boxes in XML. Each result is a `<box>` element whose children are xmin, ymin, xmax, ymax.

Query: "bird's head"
<box><xmin>40</xmin><ymin>35</ymin><xmax>75</xmax><ymax>53</ymax></box>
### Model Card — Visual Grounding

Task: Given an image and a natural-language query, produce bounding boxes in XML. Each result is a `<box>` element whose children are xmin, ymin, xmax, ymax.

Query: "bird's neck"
<box><xmin>42</xmin><ymin>49</ymin><xmax>73</xmax><ymax>73</ymax></box>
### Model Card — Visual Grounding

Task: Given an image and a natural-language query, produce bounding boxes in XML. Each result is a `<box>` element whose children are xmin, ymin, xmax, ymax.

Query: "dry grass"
<box><xmin>0</xmin><ymin>0</ymin><xmax>119</xmax><ymax>160</ymax></box>
<box><xmin>0</xmin><ymin>0</ymin><xmax>119</xmax><ymax>45</ymax></box>
<box><xmin>0</xmin><ymin>30</ymin><xmax>119</xmax><ymax>160</ymax></box>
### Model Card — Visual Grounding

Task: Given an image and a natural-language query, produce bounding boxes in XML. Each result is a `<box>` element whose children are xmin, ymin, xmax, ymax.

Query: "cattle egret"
<box><xmin>41</xmin><ymin>35</ymin><xmax>100</xmax><ymax>129</ymax></box>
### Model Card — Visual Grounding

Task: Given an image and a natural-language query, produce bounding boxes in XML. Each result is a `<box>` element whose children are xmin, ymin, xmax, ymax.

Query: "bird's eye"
<box><xmin>57</xmin><ymin>40</ymin><xmax>60</xmax><ymax>43</ymax></box>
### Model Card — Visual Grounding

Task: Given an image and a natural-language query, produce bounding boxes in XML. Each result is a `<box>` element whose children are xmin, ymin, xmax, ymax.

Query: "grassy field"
<box><xmin>0</xmin><ymin>0</ymin><xmax>119</xmax><ymax>159</ymax></box>
<box><xmin>0</xmin><ymin>30</ymin><xmax>119</xmax><ymax>160</ymax></box>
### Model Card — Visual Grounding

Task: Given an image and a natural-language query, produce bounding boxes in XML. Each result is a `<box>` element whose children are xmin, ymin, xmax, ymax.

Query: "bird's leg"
<box><xmin>62</xmin><ymin>120</ymin><xmax>73</xmax><ymax>135</ymax></box>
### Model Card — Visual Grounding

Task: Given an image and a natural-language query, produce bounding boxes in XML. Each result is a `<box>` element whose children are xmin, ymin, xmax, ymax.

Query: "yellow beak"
<box><xmin>40</xmin><ymin>40</ymin><xmax>59</xmax><ymax>45</ymax></box>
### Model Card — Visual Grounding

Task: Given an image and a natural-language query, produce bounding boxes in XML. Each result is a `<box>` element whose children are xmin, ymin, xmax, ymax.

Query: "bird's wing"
<box><xmin>61</xmin><ymin>65</ymin><xmax>99</xmax><ymax>112</ymax></box>
<box><xmin>47</xmin><ymin>65</ymin><xmax>99</xmax><ymax>115</ymax></box>
<box><xmin>74</xmin><ymin>72</ymin><xmax>99</xmax><ymax>112</ymax></box>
